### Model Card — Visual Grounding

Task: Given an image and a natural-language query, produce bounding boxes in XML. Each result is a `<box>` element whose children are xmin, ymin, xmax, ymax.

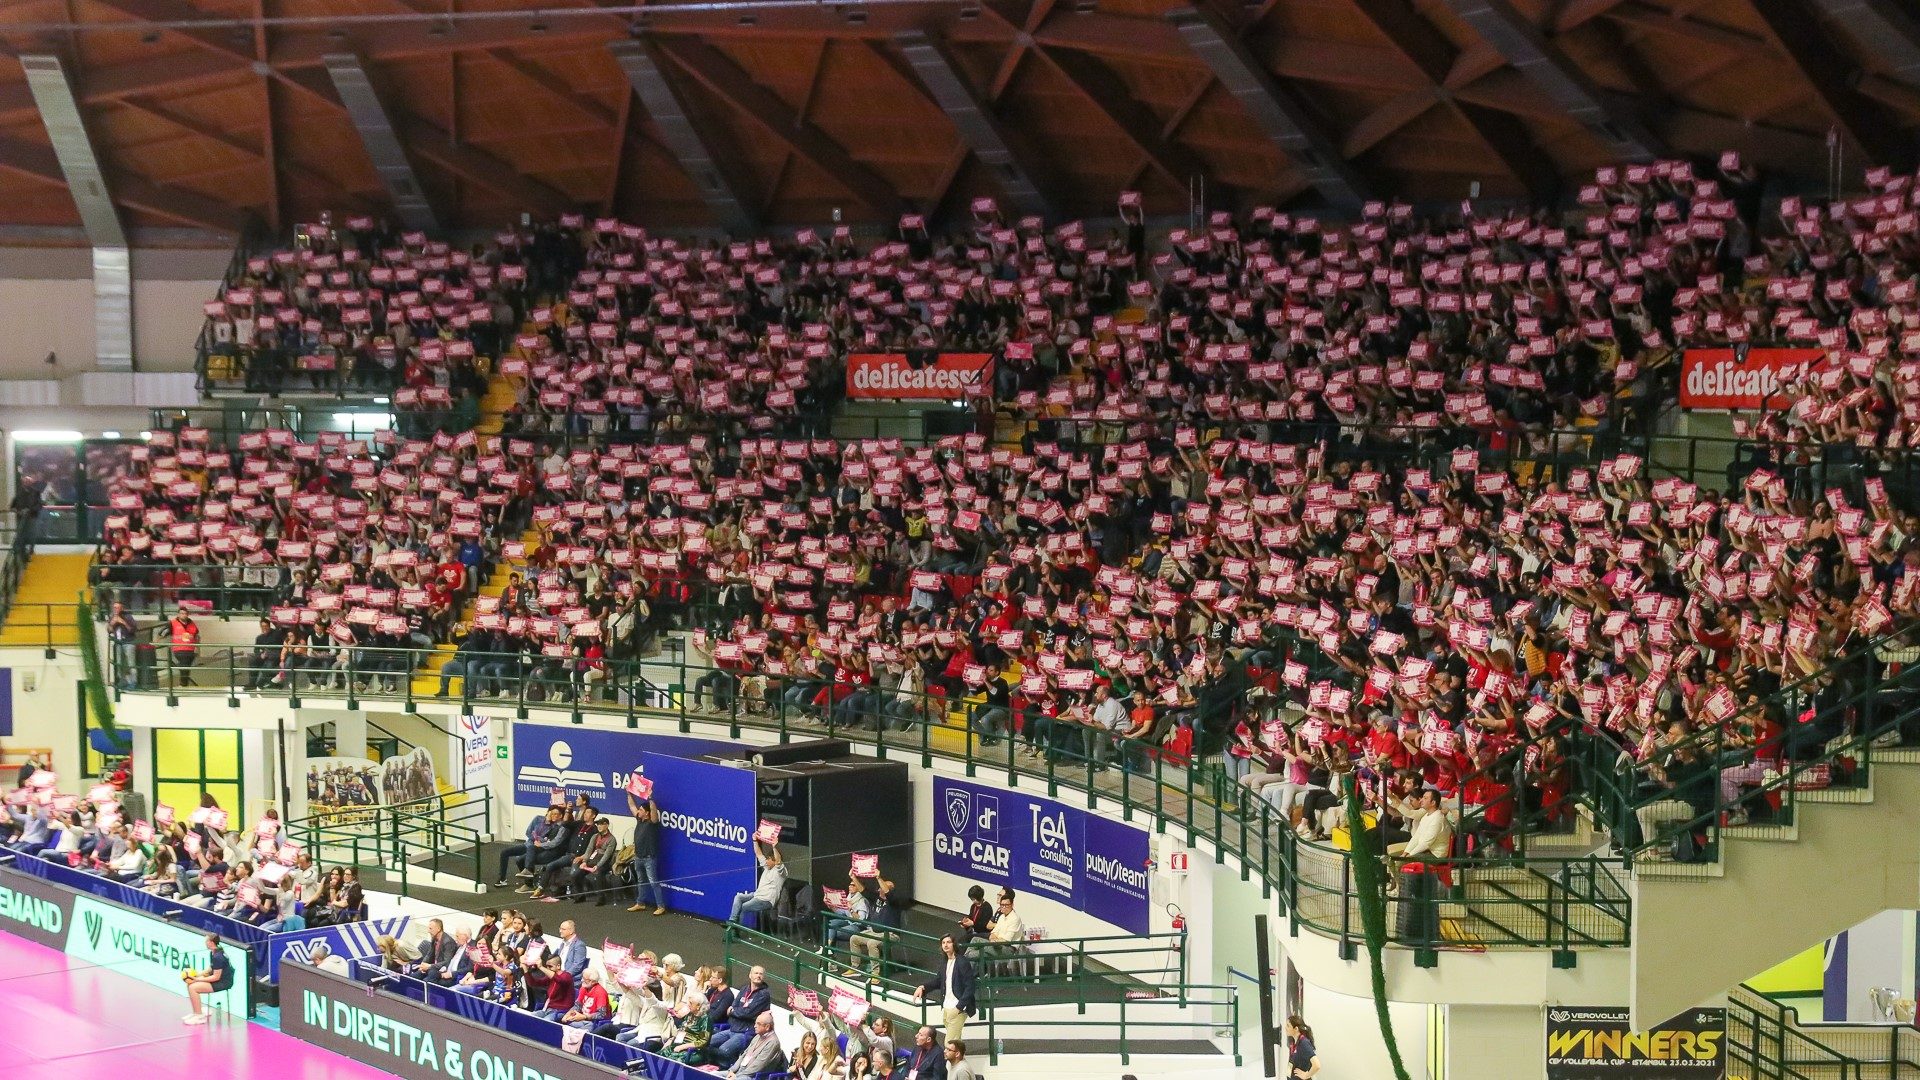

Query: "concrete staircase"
<box><xmin>475</xmin><ymin>369</ymin><xmax>519</xmax><ymax>435</ymax></box>
<box><xmin>411</xmin><ymin>530</ymin><xmax>538</xmax><ymax>696</ymax></box>
<box><xmin>0</xmin><ymin>552</ymin><xmax>89</xmax><ymax>648</ymax></box>
<box><xmin>1727</xmin><ymin>981</ymin><xmax>1919</xmax><ymax>1079</ymax></box>
<box><xmin>1628</xmin><ymin>749</ymin><xmax>1920</xmax><ymax>1028</ymax></box>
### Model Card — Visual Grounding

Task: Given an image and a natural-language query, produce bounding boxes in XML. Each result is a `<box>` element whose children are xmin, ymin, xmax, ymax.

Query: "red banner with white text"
<box><xmin>1679</xmin><ymin>347</ymin><xmax>1827</xmax><ymax>411</ymax></box>
<box><xmin>845</xmin><ymin>352</ymin><xmax>994</xmax><ymax>400</ymax></box>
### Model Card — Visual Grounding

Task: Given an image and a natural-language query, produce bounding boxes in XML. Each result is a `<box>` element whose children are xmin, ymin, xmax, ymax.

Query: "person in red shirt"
<box><xmin>526</xmin><ymin>954</ymin><xmax>577</xmax><ymax>1021</ymax></box>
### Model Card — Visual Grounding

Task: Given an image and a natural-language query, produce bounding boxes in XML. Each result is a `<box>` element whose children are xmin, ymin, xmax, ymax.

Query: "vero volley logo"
<box><xmin>83</xmin><ymin>908</ymin><xmax>103</xmax><ymax>949</ymax></box>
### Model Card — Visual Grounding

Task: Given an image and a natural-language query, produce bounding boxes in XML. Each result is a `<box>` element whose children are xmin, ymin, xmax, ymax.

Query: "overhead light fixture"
<box><xmin>11</xmin><ymin>430</ymin><xmax>82</xmax><ymax>443</ymax></box>
<box><xmin>1074</xmin><ymin>0</ymin><xmax>1096</xmax><ymax>12</ymax></box>
<box><xmin>101</xmin><ymin>431</ymin><xmax>121</xmax><ymax>439</ymax></box>
<box><xmin>958</xmin><ymin>4</ymin><xmax>980</xmax><ymax>18</ymax></box>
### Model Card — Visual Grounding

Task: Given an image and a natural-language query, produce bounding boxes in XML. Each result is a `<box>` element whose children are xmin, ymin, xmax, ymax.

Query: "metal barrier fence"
<box><xmin>1728</xmin><ymin>983</ymin><xmax>1920</xmax><ymax>1080</ymax></box>
<box><xmin>284</xmin><ymin>784</ymin><xmax>493</xmax><ymax>898</ymax></box>
<box><xmin>1586</xmin><ymin>622</ymin><xmax>1920</xmax><ymax>874</ymax></box>
<box><xmin>805</xmin><ymin>909</ymin><xmax>1189</xmax><ymax>991</ymax></box>
<box><xmin>111</xmin><ymin>632</ymin><xmax>1632</xmax><ymax>960</ymax></box>
<box><xmin>722</xmin><ymin>922</ymin><xmax>1238</xmax><ymax>1066</ymax></box>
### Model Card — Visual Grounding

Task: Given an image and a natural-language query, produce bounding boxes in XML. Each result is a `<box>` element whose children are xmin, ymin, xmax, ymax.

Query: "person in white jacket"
<box><xmin>611</xmin><ymin>973</ymin><xmax>677</xmax><ymax>1051</ymax></box>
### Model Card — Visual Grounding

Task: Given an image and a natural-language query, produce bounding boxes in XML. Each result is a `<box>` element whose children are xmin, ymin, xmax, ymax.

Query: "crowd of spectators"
<box><xmin>178</xmin><ymin>154</ymin><xmax>1920</xmax><ymax>861</ymax></box>
<box><xmin>2</xmin><ymin>770</ymin><xmax>360</xmax><ymax>930</ymax></box>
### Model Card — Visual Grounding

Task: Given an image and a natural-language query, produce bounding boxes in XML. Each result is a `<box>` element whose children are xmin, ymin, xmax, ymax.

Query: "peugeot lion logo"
<box><xmin>945</xmin><ymin>789</ymin><xmax>971</xmax><ymax>835</ymax></box>
<box><xmin>83</xmin><ymin>909</ymin><xmax>103</xmax><ymax>949</ymax></box>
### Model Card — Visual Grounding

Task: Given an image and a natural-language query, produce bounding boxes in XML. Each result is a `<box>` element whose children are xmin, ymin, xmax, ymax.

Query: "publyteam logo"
<box><xmin>516</xmin><ymin>740</ymin><xmax>604</xmax><ymax>790</ymax></box>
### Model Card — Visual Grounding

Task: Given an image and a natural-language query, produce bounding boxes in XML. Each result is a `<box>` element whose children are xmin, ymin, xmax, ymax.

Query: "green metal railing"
<box><xmin>91</xmin><ymin>562</ymin><xmax>287</xmax><ymax>616</ymax></box>
<box><xmin>809</xmin><ymin>910</ymin><xmax>1189</xmax><ymax>990</ymax></box>
<box><xmin>2</xmin><ymin>601</ymin><xmax>80</xmax><ymax>658</ymax></box>
<box><xmin>1591</xmin><ymin>621</ymin><xmax>1920</xmax><ymax>871</ymax></box>
<box><xmin>114</xmin><ymin>632</ymin><xmax>1631</xmax><ymax>958</ymax></box>
<box><xmin>1729</xmin><ymin>982</ymin><xmax>1920</xmax><ymax>1080</ymax></box>
<box><xmin>284</xmin><ymin>783</ymin><xmax>492</xmax><ymax>897</ymax></box>
<box><xmin>722</xmin><ymin>922</ymin><xmax>1239</xmax><ymax>1067</ymax></box>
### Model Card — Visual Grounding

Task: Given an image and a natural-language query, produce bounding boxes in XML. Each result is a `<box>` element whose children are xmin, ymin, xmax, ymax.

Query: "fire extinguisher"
<box><xmin>1167</xmin><ymin>903</ymin><xmax>1186</xmax><ymax>932</ymax></box>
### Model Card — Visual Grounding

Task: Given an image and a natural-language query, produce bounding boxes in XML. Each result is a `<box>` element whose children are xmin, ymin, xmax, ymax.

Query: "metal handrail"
<box><xmin>1596</xmin><ymin>621</ymin><xmax>1920</xmax><ymax>866</ymax></box>
<box><xmin>284</xmin><ymin>783</ymin><xmax>491</xmax><ymax>897</ymax></box>
<box><xmin>721</xmin><ymin>921</ymin><xmax>1239</xmax><ymax>1067</ymax></box>
<box><xmin>112</xmin><ymin>632</ymin><xmax>1633</xmax><ymax>957</ymax></box>
<box><xmin>810</xmin><ymin>909</ymin><xmax>1189</xmax><ymax>987</ymax></box>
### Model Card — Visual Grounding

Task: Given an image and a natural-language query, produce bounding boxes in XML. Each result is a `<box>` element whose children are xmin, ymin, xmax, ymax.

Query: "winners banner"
<box><xmin>845</xmin><ymin>352</ymin><xmax>994</xmax><ymax>400</ymax></box>
<box><xmin>1545</xmin><ymin>1007</ymin><xmax>1726</xmax><ymax>1079</ymax></box>
<box><xmin>932</xmin><ymin>776</ymin><xmax>1151</xmax><ymax>934</ymax></box>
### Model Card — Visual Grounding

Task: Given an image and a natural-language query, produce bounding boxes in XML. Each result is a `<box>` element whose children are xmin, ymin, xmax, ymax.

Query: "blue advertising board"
<box><xmin>932</xmin><ymin>776</ymin><xmax>1151</xmax><ymax>934</ymax></box>
<box><xmin>262</xmin><ymin>916</ymin><xmax>412</xmax><ymax>982</ymax></box>
<box><xmin>509</xmin><ymin>722</ymin><xmax>736</xmax><ymax>813</ymax></box>
<box><xmin>636</xmin><ymin>751</ymin><xmax>759</xmax><ymax>921</ymax></box>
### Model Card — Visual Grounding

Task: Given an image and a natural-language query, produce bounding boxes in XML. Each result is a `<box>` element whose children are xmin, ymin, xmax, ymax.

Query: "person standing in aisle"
<box><xmin>1285</xmin><ymin>1015</ymin><xmax>1321</xmax><ymax>1079</ymax></box>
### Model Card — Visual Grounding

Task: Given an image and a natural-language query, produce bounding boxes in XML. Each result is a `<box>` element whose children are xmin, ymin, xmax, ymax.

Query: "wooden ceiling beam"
<box><xmin>1341</xmin><ymin>0</ymin><xmax>1558</xmax><ymax>200</ymax></box>
<box><xmin>399</xmin><ymin>114</ymin><xmax>576</xmax><ymax>217</ymax></box>
<box><xmin>652</xmin><ymin>37</ymin><xmax>904</xmax><ymax>216</ymax></box>
<box><xmin>1034</xmin><ymin>43</ymin><xmax>1218</xmax><ymax>195</ymax></box>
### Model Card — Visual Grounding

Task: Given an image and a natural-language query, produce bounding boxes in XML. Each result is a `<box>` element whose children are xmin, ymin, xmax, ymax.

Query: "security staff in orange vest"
<box><xmin>169</xmin><ymin>609</ymin><xmax>201</xmax><ymax>686</ymax></box>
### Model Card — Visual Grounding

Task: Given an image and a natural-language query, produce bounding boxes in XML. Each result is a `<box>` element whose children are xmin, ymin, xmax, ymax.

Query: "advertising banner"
<box><xmin>932</xmin><ymin>776</ymin><xmax>1151</xmax><ymax>934</ymax></box>
<box><xmin>1545</xmin><ymin>1006</ymin><xmax>1726</xmax><ymax>1079</ymax></box>
<box><xmin>1679</xmin><ymin>348</ymin><xmax>1826</xmax><ymax>411</ymax></box>
<box><xmin>281</xmin><ymin>961</ymin><xmax>628</xmax><ymax>1079</ymax></box>
<box><xmin>262</xmin><ymin>916</ymin><xmax>412</xmax><ymax>982</ymax></box>
<box><xmin>845</xmin><ymin>352</ymin><xmax>994</xmax><ymax>400</ymax></box>
<box><xmin>0</xmin><ymin>862</ymin><xmax>72</xmax><ymax>950</ymax></box>
<box><xmin>66</xmin><ymin>893</ymin><xmax>251</xmax><ymax>1016</ymax></box>
<box><xmin>509</xmin><ymin>723</ymin><xmax>735</xmax><ymax>813</ymax></box>
<box><xmin>305</xmin><ymin>746</ymin><xmax>440</xmax><ymax>828</ymax></box>
<box><xmin>457</xmin><ymin>714</ymin><xmax>491</xmax><ymax>788</ymax></box>
<box><xmin>636</xmin><ymin>751</ymin><xmax>758</xmax><ymax>921</ymax></box>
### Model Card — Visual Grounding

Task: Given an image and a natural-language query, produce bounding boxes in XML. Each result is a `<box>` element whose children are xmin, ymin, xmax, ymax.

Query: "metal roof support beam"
<box><xmin>1166</xmin><ymin>6</ymin><xmax>1369</xmax><ymax>208</ymax></box>
<box><xmin>1433</xmin><ymin>0</ymin><xmax>1666</xmax><ymax>161</ymax></box>
<box><xmin>894</xmin><ymin>30</ymin><xmax>1054</xmax><ymax>221</ymax></box>
<box><xmin>1805</xmin><ymin>0</ymin><xmax>1920</xmax><ymax>92</ymax></box>
<box><xmin>1748</xmin><ymin>0</ymin><xmax>1915</xmax><ymax>169</ymax></box>
<box><xmin>21</xmin><ymin>54</ymin><xmax>132</xmax><ymax>372</ymax></box>
<box><xmin>607</xmin><ymin>40</ymin><xmax>757</xmax><ymax>234</ymax></box>
<box><xmin>322</xmin><ymin>53</ymin><xmax>440</xmax><ymax>233</ymax></box>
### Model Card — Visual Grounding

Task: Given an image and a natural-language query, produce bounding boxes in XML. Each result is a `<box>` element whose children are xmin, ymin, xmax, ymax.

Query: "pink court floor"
<box><xmin>0</xmin><ymin>930</ymin><xmax>393</xmax><ymax>1080</ymax></box>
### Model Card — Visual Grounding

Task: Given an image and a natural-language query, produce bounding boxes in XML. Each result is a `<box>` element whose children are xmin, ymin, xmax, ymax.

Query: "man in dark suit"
<box><xmin>900</xmin><ymin>1025</ymin><xmax>948</xmax><ymax>1080</ymax></box>
<box><xmin>912</xmin><ymin>934</ymin><xmax>976</xmax><ymax>1048</ymax></box>
<box><xmin>432</xmin><ymin>927</ymin><xmax>476</xmax><ymax>986</ymax></box>
<box><xmin>411</xmin><ymin>919</ymin><xmax>458</xmax><ymax>981</ymax></box>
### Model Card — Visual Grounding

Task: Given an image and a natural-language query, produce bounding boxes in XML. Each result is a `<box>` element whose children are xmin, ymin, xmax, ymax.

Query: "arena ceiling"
<box><xmin>0</xmin><ymin>0</ymin><xmax>1914</xmax><ymax>238</ymax></box>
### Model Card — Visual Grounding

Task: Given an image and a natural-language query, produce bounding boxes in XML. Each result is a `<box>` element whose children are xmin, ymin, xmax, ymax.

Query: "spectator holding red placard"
<box><xmin>727</xmin><ymin>842</ymin><xmax>787</xmax><ymax>926</ymax></box>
